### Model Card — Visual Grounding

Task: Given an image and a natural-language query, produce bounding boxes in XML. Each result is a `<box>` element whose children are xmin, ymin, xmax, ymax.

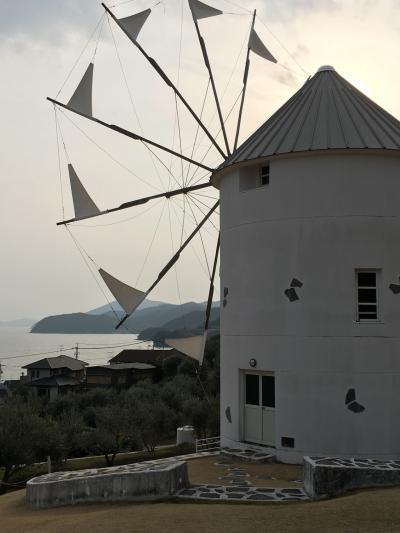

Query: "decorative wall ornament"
<box><xmin>284</xmin><ymin>278</ymin><xmax>303</xmax><ymax>302</ymax></box>
<box><xmin>249</xmin><ymin>358</ymin><xmax>257</xmax><ymax>368</ymax></box>
<box><xmin>345</xmin><ymin>388</ymin><xmax>365</xmax><ymax>413</ymax></box>
<box><xmin>223</xmin><ymin>287</ymin><xmax>229</xmax><ymax>307</ymax></box>
<box><xmin>225</xmin><ymin>406</ymin><xmax>232</xmax><ymax>423</ymax></box>
<box><xmin>290</xmin><ymin>278</ymin><xmax>303</xmax><ymax>288</ymax></box>
<box><xmin>284</xmin><ymin>288</ymin><xmax>299</xmax><ymax>302</ymax></box>
<box><xmin>389</xmin><ymin>283</ymin><xmax>400</xmax><ymax>294</ymax></box>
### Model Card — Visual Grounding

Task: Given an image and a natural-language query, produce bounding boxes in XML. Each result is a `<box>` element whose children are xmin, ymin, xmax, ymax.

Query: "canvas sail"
<box><xmin>68</xmin><ymin>164</ymin><xmax>100</xmax><ymax>219</ymax></box>
<box><xmin>118</xmin><ymin>8</ymin><xmax>151</xmax><ymax>41</ymax></box>
<box><xmin>189</xmin><ymin>0</ymin><xmax>222</xmax><ymax>20</ymax></box>
<box><xmin>99</xmin><ymin>269</ymin><xmax>146</xmax><ymax>315</ymax></box>
<box><xmin>165</xmin><ymin>333</ymin><xmax>207</xmax><ymax>365</ymax></box>
<box><xmin>249</xmin><ymin>29</ymin><xmax>277</xmax><ymax>63</ymax></box>
<box><xmin>67</xmin><ymin>63</ymin><xmax>94</xmax><ymax>116</ymax></box>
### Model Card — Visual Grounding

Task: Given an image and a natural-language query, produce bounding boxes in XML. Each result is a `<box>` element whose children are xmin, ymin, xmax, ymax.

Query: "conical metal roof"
<box><xmin>221</xmin><ymin>66</ymin><xmax>400</xmax><ymax>170</ymax></box>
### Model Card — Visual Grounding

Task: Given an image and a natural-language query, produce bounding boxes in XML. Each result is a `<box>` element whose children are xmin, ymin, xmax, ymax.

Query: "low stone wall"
<box><xmin>304</xmin><ymin>456</ymin><xmax>400</xmax><ymax>499</ymax></box>
<box><xmin>27</xmin><ymin>460</ymin><xmax>188</xmax><ymax>508</ymax></box>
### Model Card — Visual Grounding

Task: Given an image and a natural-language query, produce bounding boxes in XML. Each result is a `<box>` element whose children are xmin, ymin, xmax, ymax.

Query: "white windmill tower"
<box><xmin>213</xmin><ymin>65</ymin><xmax>400</xmax><ymax>463</ymax></box>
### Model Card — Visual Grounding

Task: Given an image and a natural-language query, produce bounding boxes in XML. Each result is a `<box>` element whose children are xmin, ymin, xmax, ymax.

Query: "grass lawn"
<box><xmin>2</xmin><ymin>486</ymin><xmax>400</xmax><ymax>532</ymax></box>
<box><xmin>188</xmin><ymin>456</ymin><xmax>303</xmax><ymax>488</ymax></box>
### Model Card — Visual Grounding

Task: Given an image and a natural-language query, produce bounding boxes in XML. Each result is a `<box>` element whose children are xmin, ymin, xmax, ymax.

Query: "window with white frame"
<box><xmin>259</xmin><ymin>165</ymin><xmax>270</xmax><ymax>186</ymax></box>
<box><xmin>356</xmin><ymin>270</ymin><xmax>380</xmax><ymax>321</ymax></box>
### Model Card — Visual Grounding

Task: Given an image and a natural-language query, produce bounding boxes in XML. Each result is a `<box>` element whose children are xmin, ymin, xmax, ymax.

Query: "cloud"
<box><xmin>271</xmin><ymin>66</ymin><xmax>299</xmax><ymax>87</ymax></box>
<box><xmin>0</xmin><ymin>1</ymin><xmax>101</xmax><ymax>49</ymax></box>
<box><xmin>253</xmin><ymin>0</ymin><xmax>341</xmax><ymax>22</ymax></box>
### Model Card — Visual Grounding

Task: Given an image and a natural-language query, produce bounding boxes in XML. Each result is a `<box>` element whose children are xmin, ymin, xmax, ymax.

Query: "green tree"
<box><xmin>0</xmin><ymin>400</ymin><xmax>61</xmax><ymax>484</ymax></box>
<box><xmin>86</xmin><ymin>405</ymin><xmax>134</xmax><ymax>466</ymax></box>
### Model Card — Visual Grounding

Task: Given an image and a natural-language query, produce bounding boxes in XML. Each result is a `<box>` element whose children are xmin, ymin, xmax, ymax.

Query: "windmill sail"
<box><xmin>118</xmin><ymin>8</ymin><xmax>151</xmax><ymax>41</ymax></box>
<box><xmin>68</xmin><ymin>164</ymin><xmax>100</xmax><ymax>219</ymax></box>
<box><xmin>189</xmin><ymin>0</ymin><xmax>222</xmax><ymax>20</ymax></box>
<box><xmin>99</xmin><ymin>269</ymin><xmax>146</xmax><ymax>315</ymax></box>
<box><xmin>67</xmin><ymin>63</ymin><xmax>94</xmax><ymax>116</ymax></box>
<box><xmin>249</xmin><ymin>29</ymin><xmax>277</xmax><ymax>63</ymax></box>
<box><xmin>165</xmin><ymin>333</ymin><xmax>207</xmax><ymax>365</ymax></box>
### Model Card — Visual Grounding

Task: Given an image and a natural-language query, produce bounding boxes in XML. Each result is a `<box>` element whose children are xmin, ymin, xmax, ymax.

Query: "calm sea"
<box><xmin>0</xmin><ymin>326</ymin><xmax>150</xmax><ymax>381</ymax></box>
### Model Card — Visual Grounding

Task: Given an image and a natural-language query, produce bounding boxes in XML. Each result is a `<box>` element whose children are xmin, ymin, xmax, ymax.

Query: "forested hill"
<box><xmin>31</xmin><ymin>301</ymin><xmax>220</xmax><ymax>335</ymax></box>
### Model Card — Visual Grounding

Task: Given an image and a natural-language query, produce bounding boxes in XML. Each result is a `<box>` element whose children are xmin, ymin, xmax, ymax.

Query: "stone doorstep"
<box><xmin>221</xmin><ymin>446</ymin><xmax>275</xmax><ymax>464</ymax></box>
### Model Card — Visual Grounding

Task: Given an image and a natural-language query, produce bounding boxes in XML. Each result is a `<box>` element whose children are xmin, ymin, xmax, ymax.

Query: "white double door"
<box><xmin>244</xmin><ymin>372</ymin><xmax>275</xmax><ymax>446</ymax></box>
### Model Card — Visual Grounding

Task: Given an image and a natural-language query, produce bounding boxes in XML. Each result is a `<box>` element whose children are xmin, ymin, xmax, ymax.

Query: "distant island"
<box><xmin>31</xmin><ymin>300</ymin><xmax>220</xmax><ymax>341</ymax></box>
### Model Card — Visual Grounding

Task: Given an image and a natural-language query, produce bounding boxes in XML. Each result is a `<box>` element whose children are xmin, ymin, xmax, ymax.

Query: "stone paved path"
<box><xmin>177</xmin><ymin>485</ymin><xmax>308</xmax><ymax>502</ymax></box>
<box><xmin>118</xmin><ymin>453</ymin><xmax>308</xmax><ymax>503</ymax></box>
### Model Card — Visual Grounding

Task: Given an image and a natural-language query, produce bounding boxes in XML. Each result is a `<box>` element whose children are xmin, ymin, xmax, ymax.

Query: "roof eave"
<box><xmin>211</xmin><ymin>147</ymin><xmax>400</xmax><ymax>188</ymax></box>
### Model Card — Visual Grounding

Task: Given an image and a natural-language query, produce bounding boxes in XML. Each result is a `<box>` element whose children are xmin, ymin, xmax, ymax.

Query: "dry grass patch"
<box><xmin>2</xmin><ymin>487</ymin><xmax>400</xmax><ymax>533</ymax></box>
<box><xmin>188</xmin><ymin>456</ymin><xmax>303</xmax><ymax>488</ymax></box>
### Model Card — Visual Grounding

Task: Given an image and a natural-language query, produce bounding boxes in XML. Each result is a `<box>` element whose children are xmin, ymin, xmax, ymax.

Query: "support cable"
<box><xmin>56</xmin><ymin>14</ymin><xmax>105</xmax><ymax>99</ymax></box>
<box><xmin>47</xmin><ymin>97</ymin><xmax>214</xmax><ymax>173</ymax></box>
<box><xmin>184</xmin><ymin>78</ymin><xmax>211</xmax><ymax>187</ymax></box>
<box><xmin>116</xmin><ymin>200</ymin><xmax>219</xmax><ymax>329</ymax></box>
<box><xmin>58</xmin><ymin>108</ymin><xmax>161</xmax><ymax>192</ymax></box>
<box><xmin>54</xmin><ymin>108</ymin><xmax>65</xmax><ymax>219</ymax></box>
<box><xmin>135</xmin><ymin>199</ymin><xmax>168</xmax><ymax>285</ymax></box>
<box><xmin>72</xmin><ymin>197</ymin><xmax>163</xmax><ymax>228</ymax></box>
<box><xmin>167</xmin><ymin>200</ymin><xmax>187</xmax><ymax>331</ymax></box>
<box><xmin>188</xmin><ymin>193</ymin><xmax>220</xmax><ymax>232</ymax></box>
<box><xmin>57</xmin><ymin>182</ymin><xmax>211</xmax><ymax>226</ymax></box>
<box><xmin>169</xmin><ymin>198</ymin><xmax>210</xmax><ymax>279</ymax></box>
<box><xmin>187</xmin><ymin>87</ymin><xmax>243</xmax><ymax>187</ymax></box>
<box><xmin>233</xmin><ymin>9</ymin><xmax>256</xmax><ymax>151</ymax></box>
<box><xmin>189</xmin><ymin>3</ymin><xmax>231</xmax><ymax>156</ymax></box>
<box><xmin>102</xmin><ymin>2</ymin><xmax>227</xmax><ymax>159</ymax></box>
<box><xmin>65</xmin><ymin>226</ymin><xmax>141</xmax><ymax>336</ymax></box>
<box><xmin>107</xmin><ymin>14</ymin><xmax>165</xmax><ymax>190</ymax></box>
<box><xmin>185</xmin><ymin>197</ymin><xmax>212</xmax><ymax>278</ymax></box>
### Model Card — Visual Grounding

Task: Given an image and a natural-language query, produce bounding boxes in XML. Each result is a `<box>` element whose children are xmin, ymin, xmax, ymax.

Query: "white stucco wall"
<box><xmin>218</xmin><ymin>151</ymin><xmax>400</xmax><ymax>463</ymax></box>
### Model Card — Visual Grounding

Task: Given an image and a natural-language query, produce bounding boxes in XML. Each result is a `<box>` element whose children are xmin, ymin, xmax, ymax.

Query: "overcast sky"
<box><xmin>1</xmin><ymin>0</ymin><xmax>399</xmax><ymax>321</ymax></box>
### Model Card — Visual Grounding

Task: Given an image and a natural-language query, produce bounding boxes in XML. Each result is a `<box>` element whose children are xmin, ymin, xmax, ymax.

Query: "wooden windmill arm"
<box><xmin>47</xmin><ymin>97</ymin><xmax>214</xmax><ymax>173</ymax></box>
<box><xmin>56</xmin><ymin>182</ymin><xmax>213</xmax><ymax>226</ymax></box>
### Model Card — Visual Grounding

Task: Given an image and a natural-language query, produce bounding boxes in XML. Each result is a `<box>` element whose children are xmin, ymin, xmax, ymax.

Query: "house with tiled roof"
<box><xmin>23</xmin><ymin>355</ymin><xmax>88</xmax><ymax>400</ymax></box>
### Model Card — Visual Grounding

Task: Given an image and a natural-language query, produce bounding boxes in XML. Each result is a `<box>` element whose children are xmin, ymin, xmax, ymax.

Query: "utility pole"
<box><xmin>74</xmin><ymin>343</ymin><xmax>79</xmax><ymax>360</ymax></box>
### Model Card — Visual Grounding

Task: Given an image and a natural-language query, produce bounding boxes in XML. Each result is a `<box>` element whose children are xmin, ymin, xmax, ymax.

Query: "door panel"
<box><xmin>244</xmin><ymin>405</ymin><xmax>260</xmax><ymax>443</ymax></box>
<box><xmin>245</xmin><ymin>374</ymin><xmax>259</xmax><ymax>405</ymax></box>
<box><xmin>244</xmin><ymin>372</ymin><xmax>275</xmax><ymax>446</ymax></box>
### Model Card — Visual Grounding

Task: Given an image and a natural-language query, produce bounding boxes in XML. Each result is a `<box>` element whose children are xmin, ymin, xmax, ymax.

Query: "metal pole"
<box><xmin>102</xmin><ymin>3</ymin><xmax>227</xmax><ymax>160</ymax></box>
<box><xmin>56</xmin><ymin>182</ymin><xmax>212</xmax><ymax>226</ymax></box>
<box><xmin>204</xmin><ymin>233</ymin><xmax>220</xmax><ymax>331</ymax></box>
<box><xmin>189</xmin><ymin>8</ymin><xmax>231</xmax><ymax>156</ymax></box>
<box><xmin>47</xmin><ymin>97</ymin><xmax>214</xmax><ymax>173</ymax></box>
<box><xmin>233</xmin><ymin>9</ymin><xmax>256</xmax><ymax>152</ymax></box>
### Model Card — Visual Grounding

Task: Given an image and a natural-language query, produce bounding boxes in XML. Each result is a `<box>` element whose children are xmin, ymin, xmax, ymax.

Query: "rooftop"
<box><xmin>216</xmin><ymin>66</ymin><xmax>400</xmax><ymax>173</ymax></box>
<box><xmin>23</xmin><ymin>355</ymin><xmax>88</xmax><ymax>371</ymax></box>
<box><xmin>109</xmin><ymin>349</ymin><xmax>173</xmax><ymax>365</ymax></box>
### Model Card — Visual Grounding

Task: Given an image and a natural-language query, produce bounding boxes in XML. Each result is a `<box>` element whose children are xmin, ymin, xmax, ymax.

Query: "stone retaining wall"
<box><xmin>304</xmin><ymin>456</ymin><xmax>400</xmax><ymax>499</ymax></box>
<box><xmin>27</xmin><ymin>460</ymin><xmax>188</xmax><ymax>508</ymax></box>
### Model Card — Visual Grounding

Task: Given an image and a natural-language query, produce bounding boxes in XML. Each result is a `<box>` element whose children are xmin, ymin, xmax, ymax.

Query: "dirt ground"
<box><xmin>2</xmin><ymin>487</ymin><xmax>400</xmax><ymax>533</ymax></box>
<box><xmin>188</xmin><ymin>456</ymin><xmax>303</xmax><ymax>488</ymax></box>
